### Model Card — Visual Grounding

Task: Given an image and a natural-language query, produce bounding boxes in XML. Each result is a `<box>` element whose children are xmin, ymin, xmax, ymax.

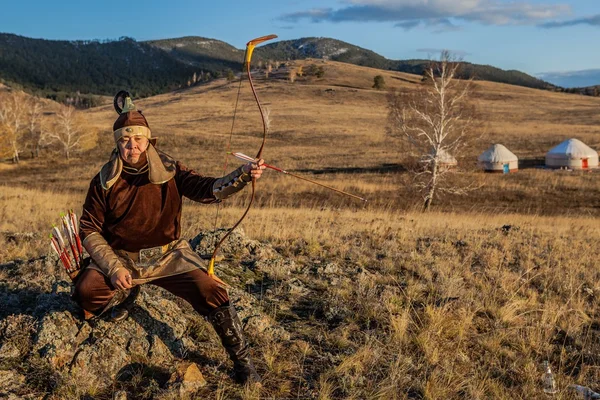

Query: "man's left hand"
<box><xmin>243</xmin><ymin>159</ymin><xmax>266</xmax><ymax>180</ymax></box>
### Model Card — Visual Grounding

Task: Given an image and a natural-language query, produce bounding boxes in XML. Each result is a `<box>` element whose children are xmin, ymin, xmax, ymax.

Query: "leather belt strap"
<box><xmin>122</xmin><ymin>240</ymin><xmax>177</xmax><ymax>264</ymax></box>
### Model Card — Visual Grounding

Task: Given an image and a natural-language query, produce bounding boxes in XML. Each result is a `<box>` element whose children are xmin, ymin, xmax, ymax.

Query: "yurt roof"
<box><xmin>478</xmin><ymin>144</ymin><xmax>518</xmax><ymax>163</ymax></box>
<box><xmin>435</xmin><ymin>149</ymin><xmax>457</xmax><ymax>163</ymax></box>
<box><xmin>546</xmin><ymin>138</ymin><xmax>598</xmax><ymax>158</ymax></box>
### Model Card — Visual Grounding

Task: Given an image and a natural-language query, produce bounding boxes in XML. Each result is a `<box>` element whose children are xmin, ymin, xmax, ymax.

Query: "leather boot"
<box><xmin>109</xmin><ymin>285</ymin><xmax>140</xmax><ymax>322</ymax></box>
<box><xmin>96</xmin><ymin>285</ymin><xmax>140</xmax><ymax>322</ymax></box>
<box><xmin>207</xmin><ymin>304</ymin><xmax>261</xmax><ymax>385</ymax></box>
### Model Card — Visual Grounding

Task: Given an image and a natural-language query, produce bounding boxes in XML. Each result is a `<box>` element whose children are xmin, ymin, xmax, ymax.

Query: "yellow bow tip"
<box><xmin>245</xmin><ymin>34</ymin><xmax>278</xmax><ymax>64</ymax></box>
<box><xmin>208</xmin><ymin>258</ymin><xmax>215</xmax><ymax>276</ymax></box>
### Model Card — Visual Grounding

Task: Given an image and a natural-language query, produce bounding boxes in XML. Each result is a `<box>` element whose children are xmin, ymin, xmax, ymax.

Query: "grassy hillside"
<box><xmin>1</xmin><ymin>60</ymin><xmax>600</xmax><ymax>398</ymax></box>
<box><xmin>3</xmin><ymin>59</ymin><xmax>599</xmax><ymax>214</ymax></box>
<box><xmin>0</xmin><ymin>34</ymin><xmax>198</xmax><ymax>100</ymax></box>
<box><xmin>147</xmin><ymin>36</ymin><xmax>243</xmax><ymax>72</ymax></box>
<box><xmin>1</xmin><ymin>186</ymin><xmax>599</xmax><ymax>398</ymax></box>
<box><xmin>0</xmin><ymin>33</ymin><xmax>564</xmax><ymax>107</ymax></box>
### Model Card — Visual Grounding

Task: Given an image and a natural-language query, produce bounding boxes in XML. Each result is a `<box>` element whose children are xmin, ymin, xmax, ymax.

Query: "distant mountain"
<box><xmin>257</xmin><ymin>37</ymin><xmax>391</xmax><ymax>68</ymax></box>
<box><xmin>257</xmin><ymin>38</ymin><xmax>556</xmax><ymax>90</ymax></box>
<box><xmin>152</xmin><ymin>36</ymin><xmax>557</xmax><ymax>90</ymax></box>
<box><xmin>0</xmin><ymin>34</ymin><xmax>198</xmax><ymax>103</ymax></box>
<box><xmin>146</xmin><ymin>36</ymin><xmax>243</xmax><ymax>71</ymax></box>
<box><xmin>537</xmin><ymin>69</ymin><xmax>600</xmax><ymax>88</ymax></box>
<box><xmin>0</xmin><ymin>33</ymin><xmax>575</xmax><ymax>105</ymax></box>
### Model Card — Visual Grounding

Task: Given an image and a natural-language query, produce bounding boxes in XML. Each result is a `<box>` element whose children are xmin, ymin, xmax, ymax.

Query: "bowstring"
<box><xmin>210</xmin><ymin>49</ymin><xmax>248</xmax><ymax>255</ymax></box>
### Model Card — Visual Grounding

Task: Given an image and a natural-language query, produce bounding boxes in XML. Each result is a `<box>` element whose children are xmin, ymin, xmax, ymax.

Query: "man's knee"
<box><xmin>204</xmin><ymin>280</ymin><xmax>229</xmax><ymax>308</ymax></box>
<box><xmin>186</xmin><ymin>270</ymin><xmax>230</xmax><ymax>312</ymax></box>
<box><xmin>73</xmin><ymin>268</ymin><xmax>114</xmax><ymax>311</ymax></box>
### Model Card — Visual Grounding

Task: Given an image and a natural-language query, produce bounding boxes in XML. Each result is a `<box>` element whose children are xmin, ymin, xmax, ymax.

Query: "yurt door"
<box><xmin>582</xmin><ymin>158</ymin><xmax>589</xmax><ymax>169</ymax></box>
<box><xmin>503</xmin><ymin>164</ymin><xmax>509</xmax><ymax>174</ymax></box>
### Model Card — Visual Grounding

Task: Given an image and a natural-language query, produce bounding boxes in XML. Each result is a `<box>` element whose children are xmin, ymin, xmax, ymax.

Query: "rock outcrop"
<box><xmin>0</xmin><ymin>229</ymin><xmax>291</xmax><ymax>399</ymax></box>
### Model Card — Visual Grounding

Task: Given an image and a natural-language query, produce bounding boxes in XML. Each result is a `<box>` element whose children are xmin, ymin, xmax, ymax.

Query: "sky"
<box><xmin>1</xmin><ymin>0</ymin><xmax>599</xmax><ymax>85</ymax></box>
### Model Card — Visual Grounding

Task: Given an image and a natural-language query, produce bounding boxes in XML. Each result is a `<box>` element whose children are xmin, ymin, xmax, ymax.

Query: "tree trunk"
<box><xmin>11</xmin><ymin>140</ymin><xmax>19</xmax><ymax>164</ymax></box>
<box><xmin>423</xmin><ymin>162</ymin><xmax>439</xmax><ymax>212</ymax></box>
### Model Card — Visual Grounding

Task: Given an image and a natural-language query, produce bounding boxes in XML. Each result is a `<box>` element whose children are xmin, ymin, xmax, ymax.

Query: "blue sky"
<box><xmin>1</xmin><ymin>0</ymin><xmax>599</xmax><ymax>81</ymax></box>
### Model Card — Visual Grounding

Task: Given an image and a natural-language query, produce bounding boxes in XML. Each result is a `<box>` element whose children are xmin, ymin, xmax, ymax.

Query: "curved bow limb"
<box><xmin>208</xmin><ymin>34</ymin><xmax>278</xmax><ymax>277</ymax></box>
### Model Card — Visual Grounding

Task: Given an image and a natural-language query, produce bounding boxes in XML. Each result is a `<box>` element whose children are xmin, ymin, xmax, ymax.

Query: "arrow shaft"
<box><xmin>62</xmin><ymin>217</ymin><xmax>80</xmax><ymax>266</ymax></box>
<box><xmin>278</xmin><ymin>169</ymin><xmax>367</xmax><ymax>202</ymax></box>
<box><xmin>69</xmin><ymin>210</ymin><xmax>84</xmax><ymax>256</ymax></box>
<box><xmin>51</xmin><ymin>235</ymin><xmax>72</xmax><ymax>272</ymax></box>
<box><xmin>229</xmin><ymin>152</ymin><xmax>367</xmax><ymax>202</ymax></box>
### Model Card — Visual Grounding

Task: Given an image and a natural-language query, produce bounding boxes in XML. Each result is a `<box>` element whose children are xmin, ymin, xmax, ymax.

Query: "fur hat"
<box><xmin>112</xmin><ymin>91</ymin><xmax>156</xmax><ymax>145</ymax></box>
<box><xmin>99</xmin><ymin>91</ymin><xmax>174</xmax><ymax>190</ymax></box>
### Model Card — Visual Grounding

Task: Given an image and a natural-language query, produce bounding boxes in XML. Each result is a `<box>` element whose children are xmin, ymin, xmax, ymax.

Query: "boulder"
<box><xmin>0</xmin><ymin>229</ymin><xmax>292</xmax><ymax>397</ymax></box>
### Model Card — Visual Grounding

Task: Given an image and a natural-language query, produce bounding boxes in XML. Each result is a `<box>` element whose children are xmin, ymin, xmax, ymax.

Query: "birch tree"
<box><xmin>0</xmin><ymin>90</ymin><xmax>27</xmax><ymax>163</ymax></box>
<box><xmin>387</xmin><ymin>51</ymin><xmax>478</xmax><ymax>211</ymax></box>
<box><xmin>47</xmin><ymin>105</ymin><xmax>86</xmax><ymax>159</ymax></box>
<box><xmin>25</xmin><ymin>98</ymin><xmax>46</xmax><ymax>158</ymax></box>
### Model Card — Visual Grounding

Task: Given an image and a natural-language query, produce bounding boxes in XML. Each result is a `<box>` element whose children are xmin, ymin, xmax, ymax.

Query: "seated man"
<box><xmin>74</xmin><ymin>92</ymin><xmax>264</xmax><ymax>385</ymax></box>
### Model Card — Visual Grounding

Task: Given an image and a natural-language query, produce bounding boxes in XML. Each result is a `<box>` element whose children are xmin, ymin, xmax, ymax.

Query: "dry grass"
<box><xmin>2</xmin><ymin>183</ymin><xmax>600</xmax><ymax>397</ymax></box>
<box><xmin>3</xmin><ymin>60</ymin><xmax>600</xmax><ymax>216</ymax></box>
<box><xmin>2</xmin><ymin>60</ymin><xmax>600</xmax><ymax>398</ymax></box>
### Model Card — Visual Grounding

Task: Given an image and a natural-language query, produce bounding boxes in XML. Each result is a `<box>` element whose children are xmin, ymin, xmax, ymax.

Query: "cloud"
<box><xmin>395</xmin><ymin>20</ymin><xmax>422</xmax><ymax>30</ymax></box>
<box><xmin>280</xmin><ymin>0</ymin><xmax>572</xmax><ymax>31</ymax></box>
<box><xmin>540</xmin><ymin>14</ymin><xmax>600</xmax><ymax>28</ymax></box>
<box><xmin>281</xmin><ymin>8</ymin><xmax>333</xmax><ymax>23</ymax></box>
<box><xmin>395</xmin><ymin>18</ymin><xmax>461</xmax><ymax>32</ymax></box>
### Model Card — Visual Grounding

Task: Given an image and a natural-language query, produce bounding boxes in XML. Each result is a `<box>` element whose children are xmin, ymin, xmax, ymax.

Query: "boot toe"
<box><xmin>109</xmin><ymin>307</ymin><xmax>129</xmax><ymax>322</ymax></box>
<box><xmin>234</xmin><ymin>362</ymin><xmax>261</xmax><ymax>385</ymax></box>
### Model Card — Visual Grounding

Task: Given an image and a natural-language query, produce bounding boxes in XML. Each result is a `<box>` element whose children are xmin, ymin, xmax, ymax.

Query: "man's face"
<box><xmin>117</xmin><ymin>135</ymin><xmax>149</xmax><ymax>165</ymax></box>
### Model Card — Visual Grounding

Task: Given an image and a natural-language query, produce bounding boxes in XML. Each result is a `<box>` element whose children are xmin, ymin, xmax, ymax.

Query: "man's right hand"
<box><xmin>111</xmin><ymin>268</ymin><xmax>133</xmax><ymax>290</ymax></box>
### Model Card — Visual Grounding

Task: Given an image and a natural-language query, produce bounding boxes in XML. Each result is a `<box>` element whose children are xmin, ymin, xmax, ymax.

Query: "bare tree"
<box><xmin>25</xmin><ymin>97</ymin><xmax>47</xmax><ymax>158</ymax></box>
<box><xmin>47</xmin><ymin>105</ymin><xmax>86</xmax><ymax>159</ymax></box>
<box><xmin>387</xmin><ymin>51</ymin><xmax>479</xmax><ymax>211</ymax></box>
<box><xmin>0</xmin><ymin>90</ymin><xmax>26</xmax><ymax>163</ymax></box>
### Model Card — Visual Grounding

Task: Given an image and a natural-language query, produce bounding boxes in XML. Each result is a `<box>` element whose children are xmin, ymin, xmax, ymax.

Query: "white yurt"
<box><xmin>545</xmin><ymin>138</ymin><xmax>599</xmax><ymax>170</ymax></box>
<box><xmin>421</xmin><ymin>149</ymin><xmax>458</xmax><ymax>168</ymax></box>
<box><xmin>478</xmin><ymin>144</ymin><xmax>518</xmax><ymax>173</ymax></box>
<box><xmin>436</xmin><ymin>149</ymin><xmax>458</xmax><ymax>168</ymax></box>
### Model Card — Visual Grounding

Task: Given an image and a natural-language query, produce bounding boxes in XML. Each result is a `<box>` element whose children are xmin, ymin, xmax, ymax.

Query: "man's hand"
<box><xmin>111</xmin><ymin>268</ymin><xmax>133</xmax><ymax>290</ymax></box>
<box><xmin>243</xmin><ymin>159</ymin><xmax>266</xmax><ymax>180</ymax></box>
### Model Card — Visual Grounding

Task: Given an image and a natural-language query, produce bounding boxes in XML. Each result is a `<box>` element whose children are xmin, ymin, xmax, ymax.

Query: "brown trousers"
<box><xmin>73</xmin><ymin>268</ymin><xmax>229</xmax><ymax>317</ymax></box>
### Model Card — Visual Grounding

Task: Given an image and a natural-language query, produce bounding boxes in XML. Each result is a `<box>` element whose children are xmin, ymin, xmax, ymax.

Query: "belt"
<box><xmin>122</xmin><ymin>240</ymin><xmax>177</xmax><ymax>265</ymax></box>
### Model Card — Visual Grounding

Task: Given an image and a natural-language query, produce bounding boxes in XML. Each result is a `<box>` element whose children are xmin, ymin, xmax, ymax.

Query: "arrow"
<box><xmin>228</xmin><ymin>152</ymin><xmax>368</xmax><ymax>202</ymax></box>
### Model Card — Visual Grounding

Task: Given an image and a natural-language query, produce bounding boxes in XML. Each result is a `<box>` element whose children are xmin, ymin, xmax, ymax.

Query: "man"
<box><xmin>74</xmin><ymin>92</ymin><xmax>265</xmax><ymax>385</ymax></box>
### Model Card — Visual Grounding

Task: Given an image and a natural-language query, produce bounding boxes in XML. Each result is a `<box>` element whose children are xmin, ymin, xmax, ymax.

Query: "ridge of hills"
<box><xmin>1</xmin><ymin>33</ymin><xmax>592</xmax><ymax>106</ymax></box>
<box><xmin>2</xmin><ymin>58</ymin><xmax>600</xmax><ymax>397</ymax></box>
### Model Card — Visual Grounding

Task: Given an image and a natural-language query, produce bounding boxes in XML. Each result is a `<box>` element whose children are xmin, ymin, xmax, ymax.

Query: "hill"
<box><xmin>153</xmin><ymin>36</ymin><xmax>557</xmax><ymax>90</ymax></box>
<box><xmin>2</xmin><ymin>59</ymin><xmax>600</xmax><ymax>398</ymax></box>
<box><xmin>259</xmin><ymin>38</ymin><xmax>556</xmax><ymax>90</ymax></box>
<box><xmin>3</xmin><ymin>59</ymin><xmax>598</xmax><ymax>215</ymax></box>
<box><xmin>538</xmin><ymin>68</ymin><xmax>600</xmax><ymax>88</ymax></box>
<box><xmin>0</xmin><ymin>34</ymin><xmax>198</xmax><ymax>103</ymax></box>
<box><xmin>146</xmin><ymin>36</ymin><xmax>243</xmax><ymax>71</ymax></box>
<box><xmin>0</xmin><ymin>34</ymin><xmax>563</xmax><ymax>105</ymax></box>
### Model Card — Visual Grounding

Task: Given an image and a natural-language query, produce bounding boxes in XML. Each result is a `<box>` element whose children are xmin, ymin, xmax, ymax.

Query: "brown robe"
<box><xmin>81</xmin><ymin>157</ymin><xmax>217</xmax><ymax>253</ymax></box>
<box><xmin>79</xmin><ymin>148</ymin><xmax>249</xmax><ymax>285</ymax></box>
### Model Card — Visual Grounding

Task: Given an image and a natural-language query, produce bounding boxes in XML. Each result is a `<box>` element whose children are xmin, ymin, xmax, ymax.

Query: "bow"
<box><xmin>208</xmin><ymin>34</ymin><xmax>278</xmax><ymax>277</ymax></box>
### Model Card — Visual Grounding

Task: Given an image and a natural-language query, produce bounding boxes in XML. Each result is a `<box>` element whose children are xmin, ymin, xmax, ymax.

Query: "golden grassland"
<box><xmin>3</xmin><ymin>60</ymin><xmax>600</xmax><ymax>217</ymax></box>
<box><xmin>2</xmin><ymin>60</ymin><xmax>600</xmax><ymax>398</ymax></box>
<box><xmin>1</xmin><ymin>184</ymin><xmax>600</xmax><ymax>398</ymax></box>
